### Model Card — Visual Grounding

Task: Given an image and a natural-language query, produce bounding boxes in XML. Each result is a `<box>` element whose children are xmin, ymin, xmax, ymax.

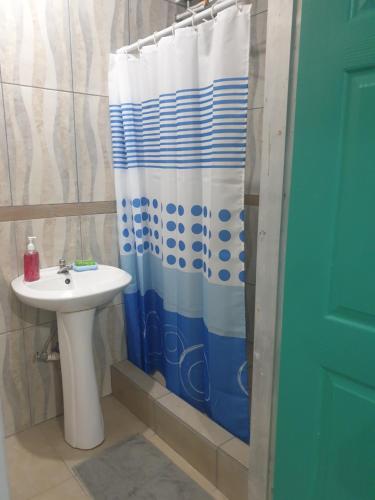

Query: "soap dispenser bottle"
<box><xmin>24</xmin><ymin>236</ymin><xmax>40</xmax><ymax>282</ymax></box>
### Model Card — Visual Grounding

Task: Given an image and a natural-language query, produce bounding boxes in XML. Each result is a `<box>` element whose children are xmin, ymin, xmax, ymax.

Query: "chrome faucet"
<box><xmin>57</xmin><ymin>258</ymin><xmax>73</xmax><ymax>274</ymax></box>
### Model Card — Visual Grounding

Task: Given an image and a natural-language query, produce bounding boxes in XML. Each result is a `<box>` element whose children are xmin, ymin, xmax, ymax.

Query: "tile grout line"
<box><xmin>20</xmin><ymin>326</ymin><xmax>33</xmax><ymax>432</ymax></box>
<box><xmin>0</xmin><ymin>80</ymin><xmax>109</xmax><ymax>99</ymax></box>
<box><xmin>217</xmin><ymin>444</ymin><xmax>250</xmax><ymax>471</ymax></box>
<box><xmin>27</xmin><ymin>473</ymin><xmax>77</xmax><ymax>500</ymax></box>
<box><xmin>0</xmin><ymin>79</ymin><xmax>14</xmax><ymax>206</ymax></box>
<box><xmin>252</xmin><ymin>8</ymin><xmax>268</xmax><ymax>17</ymax></box>
<box><xmin>66</xmin><ymin>0</ymin><xmax>81</xmax><ymax>205</ymax></box>
<box><xmin>66</xmin><ymin>0</ymin><xmax>86</xmax><ymax>260</ymax></box>
<box><xmin>127</xmin><ymin>0</ymin><xmax>131</xmax><ymax>46</ymax></box>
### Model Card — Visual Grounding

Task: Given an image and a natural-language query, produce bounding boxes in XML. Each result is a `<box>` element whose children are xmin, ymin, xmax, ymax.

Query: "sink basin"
<box><xmin>12</xmin><ymin>264</ymin><xmax>132</xmax><ymax>450</ymax></box>
<box><xmin>12</xmin><ymin>264</ymin><xmax>131</xmax><ymax>313</ymax></box>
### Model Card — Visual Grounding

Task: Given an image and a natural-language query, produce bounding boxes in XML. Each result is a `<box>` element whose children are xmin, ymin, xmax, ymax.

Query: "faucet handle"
<box><xmin>59</xmin><ymin>258</ymin><xmax>66</xmax><ymax>267</ymax></box>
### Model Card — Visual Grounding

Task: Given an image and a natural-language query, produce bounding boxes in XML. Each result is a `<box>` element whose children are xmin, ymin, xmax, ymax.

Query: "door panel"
<box><xmin>315</xmin><ymin>370</ymin><xmax>375</xmax><ymax>500</ymax></box>
<box><xmin>273</xmin><ymin>1</ymin><xmax>375</xmax><ymax>499</ymax></box>
<box><xmin>331</xmin><ymin>68</ymin><xmax>375</xmax><ymax>318</ymax></box>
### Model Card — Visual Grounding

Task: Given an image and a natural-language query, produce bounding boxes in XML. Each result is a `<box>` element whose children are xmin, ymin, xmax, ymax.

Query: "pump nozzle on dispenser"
<box><xmin>27</xmin><ymin>236</ymin><xmax>37</xmax><ymax>253</ymax></box>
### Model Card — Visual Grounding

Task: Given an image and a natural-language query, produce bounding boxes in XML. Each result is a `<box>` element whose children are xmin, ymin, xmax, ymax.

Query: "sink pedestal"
<box><xmin>12</xmin><ymin>264</ymin><xmax>132</xmax><ymax>449</ymax></box>
<box><xmin>57</xmin><ymin>308</ymin><xmax>104</xmax><ymax>450</ymax></box>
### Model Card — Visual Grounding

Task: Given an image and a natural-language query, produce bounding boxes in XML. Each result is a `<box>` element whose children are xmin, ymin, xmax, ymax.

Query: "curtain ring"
<box><xmin>137</xmin><ymin>39</ymin><xmax>142</xmax><ymax>54</ymax></box>
<box><xmin>171</xmin><ymin>23</ymin><xmax>176</xmax><ymax>37</ymax></box>
<box><xmin>211</xmin><ymin>5</ymin><xmax>216</xmax><ymax>22</ymax></box>
<box><xmin>236</xmin><ymin>0</ymin><xmax>243</xmax><ymax>11</ymax></box>
<box><xmin>153</xmin><ymin>32</ymin><xmax>158</xmax><ymax>46</ymax></box>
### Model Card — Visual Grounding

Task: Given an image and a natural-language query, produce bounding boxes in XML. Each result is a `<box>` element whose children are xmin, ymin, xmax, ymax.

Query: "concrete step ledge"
<box><xmin>111</xmin><ymin>360</ymin><xmax>249</xmax><ymax>500</ymax></box>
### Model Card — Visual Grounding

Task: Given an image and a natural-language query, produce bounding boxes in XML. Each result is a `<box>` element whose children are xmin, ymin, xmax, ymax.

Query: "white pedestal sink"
<box><xmin>12</xmin><ymin>265</ymin><xmax>132</xmax><ymax>450</ymax></box>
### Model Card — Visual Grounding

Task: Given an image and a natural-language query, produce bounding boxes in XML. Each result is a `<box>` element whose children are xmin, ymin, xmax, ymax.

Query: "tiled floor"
<box><xmin>5</xmin><ymin>395</ymin><xmax>227</xmax><ymax>500</ymax></box>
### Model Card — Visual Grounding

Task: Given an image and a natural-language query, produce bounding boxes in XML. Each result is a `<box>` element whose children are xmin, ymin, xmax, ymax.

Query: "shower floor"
<box><xmin>5</xmin><ymin>394</ymin><xmax>227</xmax><ymax>500</ymax></box>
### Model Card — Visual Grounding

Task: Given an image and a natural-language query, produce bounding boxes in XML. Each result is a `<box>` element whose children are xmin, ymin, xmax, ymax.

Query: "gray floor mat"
<box><xmin>74</xmin><ymin>434</ymin><xmax>212</xmax><ymax>499</ymax></box>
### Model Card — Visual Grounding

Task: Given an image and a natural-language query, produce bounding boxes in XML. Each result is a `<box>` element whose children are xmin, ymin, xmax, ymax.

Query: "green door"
<box><xmin>273</xmin><ymin>1</ymin><xmax>375</xmax><ymax>499</ymax></box>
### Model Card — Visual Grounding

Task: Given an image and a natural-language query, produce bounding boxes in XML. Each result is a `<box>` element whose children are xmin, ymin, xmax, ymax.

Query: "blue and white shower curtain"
<box><xmin>109</xmin><ymin>5</ymin><xmax>251</xmax><ymax>442</ymax></box>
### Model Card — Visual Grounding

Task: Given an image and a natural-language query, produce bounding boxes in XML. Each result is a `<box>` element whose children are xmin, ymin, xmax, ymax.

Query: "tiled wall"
<box><xmin>0</xmin><ymin>0</ymin><xmax>266</xmax><ymax>436</ymax></box>
<box><xmin>0</xmin><ymin>0</ymin><xmax>181</xmax><ymax>436</ymax></box>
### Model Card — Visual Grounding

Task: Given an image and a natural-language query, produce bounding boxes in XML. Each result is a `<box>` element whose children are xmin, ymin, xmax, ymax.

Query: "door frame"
<box><xmin>248</xmin><ymin>1</ymin><xmax>302</xmax><ymax>499</ymax></box>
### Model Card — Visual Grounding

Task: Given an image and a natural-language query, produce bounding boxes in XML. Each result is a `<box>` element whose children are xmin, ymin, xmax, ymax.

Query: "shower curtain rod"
<box><xmin>176</xmin><ymin>0</ymin><xmax>221</xmax><ymax>22</ymax></box>
<box><xmin>117</xmin><ymin>0</ymin><xmax>248</xmax><ymax>54</ymax></box>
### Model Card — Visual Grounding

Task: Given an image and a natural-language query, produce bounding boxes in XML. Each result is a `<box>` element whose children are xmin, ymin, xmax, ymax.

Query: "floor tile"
<box><xmin>6</xmin><ymin>393</ymin><xmax>231</xmax><ymax>499</ymax></box>
<box><xmin>30</xmin><ymin>477</ymin><xmax>88</xmax><ymax>500</ymax></box>
<box><xmin>37</xmin><ymin>395</ymin><xmax>146</xmax><ymax>469</ymax></box>
<box><xmin>6</xmin><ymin>425</ymin><xmax>71</xmax><ymax>500</ymax></box>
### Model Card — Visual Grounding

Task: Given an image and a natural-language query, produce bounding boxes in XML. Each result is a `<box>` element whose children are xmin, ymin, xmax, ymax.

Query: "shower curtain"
<box><xmin>109</xmin><ymin>4</ymin><xmax>251</xmax><ymax>442</ymax></box>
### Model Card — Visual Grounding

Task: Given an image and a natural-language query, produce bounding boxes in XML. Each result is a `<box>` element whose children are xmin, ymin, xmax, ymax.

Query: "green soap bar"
<box><xmin>74</xmin><ymin>259</ymin><xmax>97</xmax><ymax>266</ymax></box>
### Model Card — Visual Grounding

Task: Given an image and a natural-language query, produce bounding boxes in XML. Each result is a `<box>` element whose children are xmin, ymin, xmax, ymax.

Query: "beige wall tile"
<box><xmin>245</xmin><ymin>107</ymin><xmax>263</xmax><ymax>195</ymax></box>
<box><xmin>244</xmin><ymin>205</ymin><xmax>258</xmax><ymax>285</ymax></box>
<box><xmin>128</xmin><ymin>0</ymin><xmax>182</xmax><ymax>43</ymax></box>
<box><xmin>248</xmin><ymin>12</ymin><xmax>267</xmax><ymax>109</ymax></box>
<box><xmin>0</xmin><ymin>85</ymin><xmax>11</xmax><ymax>206</ymax></box>
<box><xmin>80</xmin><ymin>213</ymin><xmax>119</xmax><ymax>267</ymax></box>
<box><xmin>19</xmin><ymin>304</ymin><xmax>56</xmax><ymax>330</ymax></box>
<box><xmin>15</xmin><ymin>216</ymin><xmax>82</xmax><ymax>272</ymax></box>
<box><xmin>75</xmin><ymin>94</ymin><xmax>115</xmax><ymax>202</ymax></box>
<box><xmin>0</xmin><ymin>330</ymin><xmax>31</xmax><ymax>436</ymax></box>
<box><xmin>70</xmin><ymin>0</ymin><xmax>130</xmax><ymax>95</ymax></box>
<box><xmin>113</xmin><ymin>360</ymin><xmax>169</xmax><ymax>399</ymax></box>
<box><xmin>0</xmin><ymin>0</ymin><xmax>72</xmax><ymax>91</ymax></box>
<box><xmin>0</xmin><ymin>222</ymin><xmax>22</xmax><ymax>335</ymax></box>
<box><xmin>154</xmin><ymin>400</ymin><xmax>218</xmax><ymax>484</ymax></box>
<box><xmin>220</xmin><ymin>436</ymin><xmax>249</xmax><ymax>468</ymax></box>
<box><xmin>15</xmin><ymin>216</ymin><xmax>82</xmax><ymax>326</ymax></box>
<box><xmin>80</xmin><ymin>213</ymin><xmax>121</xmax><ymax>304</ymax></box>
<box><xmin>111</xmin><ymin>365</ymin><xmax>155</xmax><ymax>429</ymax></box>
<box><xmin>3</xmin><ymin>84</ymin><xmax>77</xmax><ymax>206</ymax></box>
<box><xmin>217</xmin><ymin>446</ymin><xmax>248</xmax><ymax>500</ymax></box>
<box><xmin>157</xmin><ymin>393</ymin><xmax>232</xmax><ymax>446</ymax></box>
<box><xmin>93</xmin><ymin>303</ymin><xmax>126</xmax><ymax>397</ymax></box>
<box><xmin>23</xmin><ymin>322</ymin><xmax>63</xmax><ymax>426</ymax></box>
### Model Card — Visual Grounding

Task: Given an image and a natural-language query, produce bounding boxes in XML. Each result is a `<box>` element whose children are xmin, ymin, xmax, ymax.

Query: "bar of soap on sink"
<box><xmin>73</xmin><ymin>259</ymin><xmax>98</xmax><ymax>272</ymax></box>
